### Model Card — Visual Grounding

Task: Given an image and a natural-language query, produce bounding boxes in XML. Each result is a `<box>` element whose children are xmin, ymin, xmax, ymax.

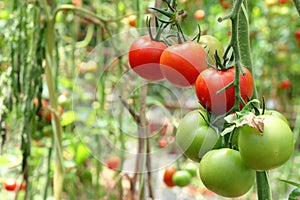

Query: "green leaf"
<box><xmin>279</xmin><ymin>179</ymin><xmax>300</xmax><ymax>187</ymax></box>
<box><xmin>221</xmin><ymin>125</ymin><xmax>235</xmax><ymax>136</ymax></box>
<box><xmin>61</xmin><ymin>110</ymin><xmax>75</xmax><ymax>126</ymax></box>
<box><xmin>289</xmin><ymin>188</ymin><xmax>300</xmax><ymax>200</ymax></box>
<box><xmin>75</xmin><ymin>143</ymin><xmax>91</xmax><ymax>165</ymax></box>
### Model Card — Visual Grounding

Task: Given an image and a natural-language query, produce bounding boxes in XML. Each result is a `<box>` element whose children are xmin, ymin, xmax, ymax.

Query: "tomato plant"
<box><xmin>172</xmin><ymin>170</ymin><xmax>192</xmax><ymax>187</ymax></box>
<box><xmin>199</xmin><ymin>148</ymin><xmax>255</xmax><ymax>198</ymax></box>
<box><xmin>163</xmin><ymin>167</ymin><xmax>177</xmax><ymax>187</ymax></box>
<box><xmin>160</xmin><ymin>41</ymin><xmax>207</xmax><ymax>87</ymax></box>
<box><xmin>199</xmin><ymin>35</ymin><xmax>224</xmax><ymax>66</ymax></box>
<box><xmin>176</xmin><ymin>110</ymin><xmax>221</xmax><ymax>162</ymax></box>
<box><xmin>128</xmin><ymin>35</ymin><xmax>167</xmax><ymax>81</ymax></box>
<box><xmin>238</xmin><ymin>115</ymin><xmax>294</xmax><ymax>171</ymax></box>
<box><xmin>195</xmin><ymin>66</ymin><xmax>254</xmax><ymax>115</ymax></box>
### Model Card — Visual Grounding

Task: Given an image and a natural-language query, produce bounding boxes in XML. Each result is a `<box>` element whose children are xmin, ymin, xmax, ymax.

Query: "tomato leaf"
<box><xmin>221</xmin><ymin>125</ymin><xmax>235</xmax><ymax>136</ymax></box>
<box><xmin>61</xmin><ymin>110</ymin><xmax>75</xmax><ymax>126</ymax></box>
<box><xmin>279</xmin><ymin>179</ymin><xmax>300</xmax><ymax>187</ymax></box>
<box><xmin>289</xmin><ymin>188</ymin><xmax>300</xmax><ymax>200</ymax></box>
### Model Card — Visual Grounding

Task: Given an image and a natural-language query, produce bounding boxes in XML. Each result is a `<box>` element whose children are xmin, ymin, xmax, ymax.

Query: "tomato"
<box><xmin>128</xmin><ymin>35</ymin><xmax>167</xmax><ymax>81</ymax></box>
<box><xmin>295</xmin><ymin>29</ymin><xmax>300</xmax><ymax>40</ymax></box>
<box><xmin>159</xmin><ymin>139</ymin><xmax>167</xmax><ymax>148</ymax></box>
<box><xmin>3</xmin><ymin>178</ymin><xmax>17</xmax><ymax>191</ymax></box>
<box><xmin>263</xmin><ymin>109</ymin><xmax>289</xmax><ymax>124</ymax></box>
<box><xmin>279</xmin><ymin>79</ymin><xmax>291</xmax><ymax>89</ymax></box>
<box><xmin>127</xmin><ymin>15</ymin><xmax>137</xmax><ymax>27</ymax></box>
<box><xmin>163</xmin><ymin>167</ymin><xmax>177</xmax><ymax>187</ymax></box>
<box><xmin>72</xmin><ymin>0</ymin><xmax>81</xmax><ymax>6</ymax></box>
<box><xmin>176</xmin><ymin>110</ymin><xmax>221</xmax><ymax>162</ymax></box>
<box><xmin>172</xmin><ymin>170</ymin><xmax>192</xmax><ymax>187</ymax></box>
<box><xmin>194</xmin><ymin>10</ymin><xmax>205</xmax><ymax>20</ymax></box>
<box><xmin>195</xmin><ymin>66</ymin><xmax>254</xmax><ymax>115</ymax></box>
<box><xmin>199</xmin><ymin>148</ymin><xmax>255</xmax><ymax>198</ymax></box>
<box><xmin>160</xmin><ymin>41</ymin><xmax>207</xmax><ymax>87</ymax></box>
<box><xmin>105</xmin><ymin>156</ymin><xmax>121</xmax><ymax>170</ymax></box>
<box><xmin>199</xmin><ymin>35</ymin><xmax>224</xmax><ymax>66</ymax></box>
<box><xmin>183</xmin><ymin>163</ymin><xmax>198</xmax><ymax>177</ymax></box>
<box><xmin>44</xmin><ymin>106</ymin><xmax>64</xmax><ymax>122</ymax></box>
<box><xmin>238</xmin><ymin>115</ymin><xmax>294</xmax><ymax>171</ymax></box>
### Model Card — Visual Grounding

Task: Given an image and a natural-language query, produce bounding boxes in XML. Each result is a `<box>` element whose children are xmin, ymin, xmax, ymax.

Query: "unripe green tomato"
<box><xmin>238</xmin><ymin>115</ymin><xmax>294</xmax><ymax>171</ymax></box>
<box><xmin>176</xmin><ymin>110</ymin><xmax>221</xmax><ymax>162</ymax></box>
<box><xmin>183</xmin><ymin>163</ymin><xmax>198</xmax><ymax>177</ymax></box>
<box><xmin>199</xmin><ymin>148</ymin><xmax>255</xmax><ymax>198</ymax></box>
<box><xmin>199</xmin><ymin>35</ymin><xmax>224</xmax><ymax>66</ymax></box>
<box><xmin>172</xmin><ymin>170</ymin><xmax>192</xmax><ymax>187</ymax></box>
<box><xmin>263</xmin><ymin>109</ymin><xmax>289</xmax><ymax>125</ymax></box>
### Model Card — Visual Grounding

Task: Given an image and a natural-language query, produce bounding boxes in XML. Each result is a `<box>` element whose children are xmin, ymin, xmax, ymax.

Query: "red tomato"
<box><xmin>279</xmin><ymin>80</ymin><xmax>291</xmax><ymax>89</ymax></box>
<box><xmin>195</xmin><ymin>67</ymin><xmax>254</xmax><ymax>115</ymax></box>
<box><xmin>105</xmin><ymin>156</ymin><xmax>121</xmax><ymax>170</ymax></box>
<box><xmin>163</xmin><ymin>167</ymin><xmax>177</xmax><ymax>187</ymax></box>
<box><xmin>194</xmin><ymin>10</ymin><xmax>205</xmax><ymax>20</ymax></box>
<box><xmin>128</xmin><ymin>35</ymin><xmax>167</xmax><ymax>81</ymax></box>
<box><xmin>72</xmin><ymin>0</ymin><xmax>81</xmax><ymax>6</ymax></box>
<box><xmin>159</xmin><ymin>139</ymin><xmax>168</xmax><ymax>148</ymax></box>
<box><xmin>294</xmin><ymin>30</ymin><xmax>300</xmax><ymax>40</ymax></box>
<box><xmin>160</xmin><ymin>41</ymin><xmax>207</xmax><ymax>87</ymax></box>
<box><xmin>44</xmin><ymin>106</ymin><xmax>64</xmax><ymax>122</ymax></box>
<box><xmin>3</xmin><ymin>178</ymin><xmax>17</xmax><ymax>191</ymax></box>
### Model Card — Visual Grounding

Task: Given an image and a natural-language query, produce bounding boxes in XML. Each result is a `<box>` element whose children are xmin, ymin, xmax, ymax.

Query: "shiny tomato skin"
<box><xmin>163</xmin><ymin>167</ymin><xmax>177</xmax><ymax>187</ymax></box>
<box><xmin>199</xmin><ymin>148</ymin><xmax>255</xmax><ymax>198</ymax></box>
<box><xmin>238</xmin><ymin>115</ymin><xmax>294</xmax><ymax>171</ymax></box>
<box><xmin>128</xmin><ymin>35</ymin><xmax>167</xmax><ymax>81</ymax></box>
<box><xmin>160</xmin><ymin>41</ymin><xmax>207</xmax><ymax>87</ymax></box>
<box><xmin>195</xmin><ymin>67</ymin><xmax>254</xmax><ymax>115</ymax></box>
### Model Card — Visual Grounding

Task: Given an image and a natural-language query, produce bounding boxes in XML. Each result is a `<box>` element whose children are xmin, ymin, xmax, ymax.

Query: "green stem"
<box><xmin>256</xmin><ymin>171</ymin><xmax>273</xmax><ymax>200</ymax></box>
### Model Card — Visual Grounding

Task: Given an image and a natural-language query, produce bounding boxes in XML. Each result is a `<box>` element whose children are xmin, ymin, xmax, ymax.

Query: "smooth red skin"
<box><xmin>195</xmin><ymin>67</ymin><xmax>254</xmax><ymax>115</ymax></box>
<box><xmin>105</xmin><ymin>157</ymin><xmax>121</xmax><ymax>170</ymax></box>
<box><xmin>3</xmin><ymin>178</ymin><xmax>17</xmax><ymax>191</ymax></box>
<box><xmin>128</xmin><ymin>35</ymin><xmax>167</xmax><ymax>81</ymax></box>
<box><xmin>163</xmin><ymin>167</ymin><xmax>177</xmax><ymax>187</ymax></box>
<box><xmin>295</xmin><ymin>30</ymin><xmax>300</xmax><ymax>40</ymax></box>
<box><xmin>160</xmin><ymin>41</ymin><xmax>207</xmax><ymax>87</ymax></box>
<box><xmin>280</xmin><ymin>80</ymin><xmax>291</xmax><ymax>89</ymax></box>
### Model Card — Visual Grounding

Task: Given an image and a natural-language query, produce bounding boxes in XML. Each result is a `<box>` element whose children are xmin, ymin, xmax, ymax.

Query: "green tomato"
<box><xmin>263</xmin><ymin>109</ymin><xmax>289</xmax><ymax>125</ymax></box>
<box><xmin>199</xmin><ymin>148</ymin><xmax>255</xmax><ymax>198</ymax></box>
<box><xmin>176</xmin><ymin>110</ymin><xmax>221</xmax><ymax>162</ymax></box>
<box><xmin>172</xmin><ymin>170</ymin><xmax>192</xmax><ymax>187</ymax></box>
<box><xmin>199</xmin><ymin>35</ymin><xmax>224</xmax><ymax>66</ymax></box>
<box><xmin>238</xmin><ymin>115</ymin><xmax>294</xmax><ymax>171</ymax></box>
<box><xmin>183</xmin><ymin>163</ymin><xmax>198</xmax><ymax>177</ymax></box>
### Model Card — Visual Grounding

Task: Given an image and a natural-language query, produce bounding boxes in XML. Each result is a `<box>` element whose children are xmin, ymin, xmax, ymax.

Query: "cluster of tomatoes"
<box><xmin>163</xmin><ymin>163</ymin><xmax>198</xmax><ymax>188</ymax></box>
<box><xmin>2</xmin><ymin>178</ymin><xmax>26</xmax><ymax>192</ymax></box>
<box><xmin>128</xmin><ymin>29</ymin><xmax>294</xmax><ymax>197</ymax></box>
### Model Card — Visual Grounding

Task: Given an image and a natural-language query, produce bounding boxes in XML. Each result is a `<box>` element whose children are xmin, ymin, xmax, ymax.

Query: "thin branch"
<box><xmin>119</xmin><ymin>96</ymin><xmax>140</xmax><ymax>123</ymax></box>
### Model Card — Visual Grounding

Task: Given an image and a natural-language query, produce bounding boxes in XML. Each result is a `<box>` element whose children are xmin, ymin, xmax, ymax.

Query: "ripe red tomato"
<box><xmin>128</xmin><ymin>35</ymin><xmax>167</xmax><ymax>81</ymax></box>
<box><xmin>194</xmin><ymin>10</ymin><xmax>205</xmax><ymax>20</ymax></box>
<box><xmin>195</xmin><ymin>67</ymin><xmax>254</xmax><ymax>115</ymax></box>
<box><xmin>295</xmin><ymin>30</ymin><xmax>300</xmax><ymax>40</ymax></box>
<box><xmin>105</xmin><ymin>156</ymin><xmax>121</xmax><ymax>170</ymax></box>
<box><xmin>159</xmin><ymin>139</ymin><xmax>168</xmax><ymax>148</ymax></box>
<box><xmin>163</xmin><ymin>167</ymin><xmax>177</xmax><ymax>187</ymax></box>
<box><xmin>44</xmin><ymin>106</ymin><xmax>64</xmax><ymax>122</ymax></box>
<box><xmin>279</xmin><ymin>79</ymin><xmax>291</xmax><ymax>89</ymax></box>
<box><xmin>3</xmin><ymin>178</ymin><xmax>17</xmax><ymax>191</ymax></box>
<box><xmin>160</xmin><ymin>41</ymin><xmax>207</xmax><ymax>87</ymax></box>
